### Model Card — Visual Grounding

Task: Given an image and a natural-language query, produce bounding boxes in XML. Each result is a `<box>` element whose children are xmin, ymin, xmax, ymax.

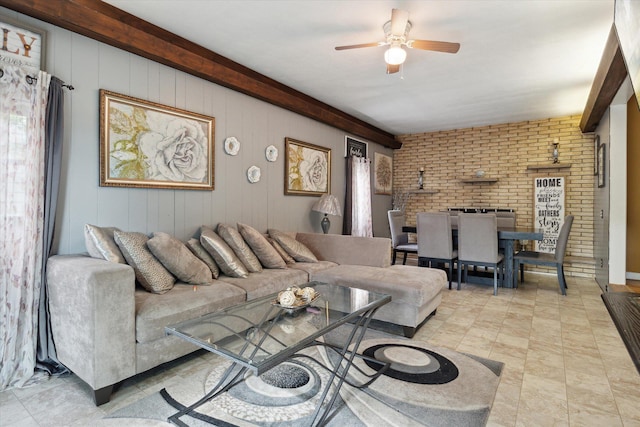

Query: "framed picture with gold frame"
<box><xmin>99</xmin><ymin>89</ymin><xmax>215</xmax><ymax>190</ymax></box>
<box><xmin>284</xmin><ymin>137</ymin><xmax>331</xmax><ymax>196</ymax></box>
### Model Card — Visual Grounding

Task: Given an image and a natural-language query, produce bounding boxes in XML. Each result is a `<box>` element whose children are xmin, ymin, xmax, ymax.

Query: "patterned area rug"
<box><xmin>102</xmin><ymin>330</ymin><xmax>502</xmax><ymax>426</ymax></box>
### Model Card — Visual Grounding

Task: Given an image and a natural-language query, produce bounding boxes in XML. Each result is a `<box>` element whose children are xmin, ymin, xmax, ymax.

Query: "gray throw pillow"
<box><xmin>200</xmin><ymin>227</ymin><xmax>249</xmax><ymax>278</ymax></box>
<box><xmin>186</xmin><ymin>238</ymin><xmax>220</xmax><ymax>279</ymax></box>
<box><xmin>147</xmin><ymin>232</ymin><xmax>214</xmax><ymax>285</ymax></box>
<box><xmin>113</xmin><ymin>231</ymin><xmax>175</xmax><ymax>294</ymax></box>
<box><xmin>268</xmin><ymin>229</ymin><xmax>318</xmax><ymax>263</ymax></box>
<box><xmin>269</xmin><ymin>238</ymin><xmax>296</xmax><ymax>264</ymax></box>
<box><xmin>237</xmin><ymin>223</ymin><xmax>286</xmax><ymax>269</ymax></box>
<box><xmin>217</xmin><ymin>223</ymin><xmax>263</xmax><ymax>273</ymax></box>
<box><xmin>84</xmin><ymin>224</ymin><xmax>126</xmax><ymax>264</ymax></box>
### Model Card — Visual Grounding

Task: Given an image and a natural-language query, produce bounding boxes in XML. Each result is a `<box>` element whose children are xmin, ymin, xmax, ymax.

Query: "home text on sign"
<box><xmin>533</xmin><ymin>176</ymin><xmax>565</xmax><ymax>254</ymax></box>
<box><xmin>0</xmin><ymin>18</ymin><xmax>44</xmax><ymax>70</ymax></box>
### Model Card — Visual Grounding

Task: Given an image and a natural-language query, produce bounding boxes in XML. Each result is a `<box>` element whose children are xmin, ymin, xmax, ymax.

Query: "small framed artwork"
<box><xmin>597</xmin><ymin>140</ymin><xmax>606</xmax><ymax>188</ymax></box>
<box><xmin>100</xmin><ymin>90</ymin><xmax>215</xmax><ymax>190</ymax></box>
<box><xmin>345</xmin><ymin>136</ymin><xmax>368</xmax><ymax>158</ymax></box>
<box><xmin>284</xmin><ymin>137</ymin><xmax>331</xmax><ymax>196</ymax></box>
<box><xmin>374</xmin><ymin>152</ymin><xmax>393</xmax><ymax>195</ymax></box>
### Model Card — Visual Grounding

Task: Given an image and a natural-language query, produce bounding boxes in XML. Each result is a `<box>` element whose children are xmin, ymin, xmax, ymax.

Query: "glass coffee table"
<box><xmin>165</xmin><ymin>281</ymin><xmax>391</xmax><ymax>426</ymax></box>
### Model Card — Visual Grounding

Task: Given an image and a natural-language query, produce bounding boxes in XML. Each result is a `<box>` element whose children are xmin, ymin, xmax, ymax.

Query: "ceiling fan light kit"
<box><xmin>384</xmin><ymin>45</ymin><xmax>407</xmax><ymax>65</ymax></box>
<box><xmin>335</xmin><ymin>8</ymin><xmax>460</xmax><ymax>74</ymax></box>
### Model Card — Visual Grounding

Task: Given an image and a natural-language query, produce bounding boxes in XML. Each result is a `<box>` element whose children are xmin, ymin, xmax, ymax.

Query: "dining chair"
<box><xmin>457</xmin><ymin>213</ymin><xmax>504</xmax><ymax>295</ymax></box>
<box><xmin>417</xmin><ymin>212</ymin><xmax>458</xmax><ymax>289</ymax></box>
<box><xmin>514</xmin><ymin>215</ymin><xmax>574</xmax><ymax>295</ymax></box>
<box><xmin>387</xmin><ymin>210</ymin><xmax>418</xmax><ymax>265</ymax></box>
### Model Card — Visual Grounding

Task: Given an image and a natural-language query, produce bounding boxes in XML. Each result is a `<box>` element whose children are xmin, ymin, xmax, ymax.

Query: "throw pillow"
<box><xmin>237</xmin><ymin>223</ymin><xmax>286</xmax><ymax>269</ymax></box>
<box><xmin>200</xmin><ymin>227</ymin><xmax>249</xmax><ymax>278</ymax></box>
<box><xmin>84</xmin><ymin>224</ymin><xmax>126</xmax><ymax>263</ymax></box>
<box><xmin>186</xmin><ymin>238</ymin><xmax>220</xmax><ymax>279</ymax></box>
<box><xmin>113</xmin><ymin>231</ymin><xmax>175</xmax><ymax>294</ymax></box>
<box><xmin>147</xmin><ymin>232</ymin><xmax>214</xmax><ymax>285</ymax></box>
<box><xmin>268</xmin><ymin>238</ymin><xmax>296</xmax><ymax>264</ymax></box>
<box><xmin>268</xmin><ymin>229</ymin><xmax>318</xmax><ymax>263</ymax></box>
<box><xmin>217</xmin><ymin>223</ymin><xmax>263</xmax><ymax>273</ymax></box>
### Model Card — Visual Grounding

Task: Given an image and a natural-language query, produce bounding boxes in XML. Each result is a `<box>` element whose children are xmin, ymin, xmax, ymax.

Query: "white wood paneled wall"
<box><xmin>1</xmin><ymin>7</ymin><xmax>393</xmax><ymax>255</ymax></box>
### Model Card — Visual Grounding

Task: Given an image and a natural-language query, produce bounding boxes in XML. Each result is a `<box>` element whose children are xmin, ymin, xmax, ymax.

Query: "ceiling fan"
<box><xmin>335</xmin><ymin>9</ymin><xmax>460</xmax><ymax>74</ymax></box>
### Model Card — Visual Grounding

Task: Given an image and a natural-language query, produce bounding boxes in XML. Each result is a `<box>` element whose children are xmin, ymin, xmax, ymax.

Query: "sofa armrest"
<box><xmin>47</xmin><ymin>255</ymin><xmax>136</xmax><ymax>391</ymax></box>
<box><xmin>295</xmin><ymin>233</ymin><xmax>391</xmax><ymax>268</ymax></box>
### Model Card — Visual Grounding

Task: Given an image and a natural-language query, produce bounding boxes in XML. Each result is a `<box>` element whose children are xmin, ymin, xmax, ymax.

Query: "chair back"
<box><xmin>387</xmin><ymin>210</ymin><xmax>408</xmax><ymax>248</ymax></box>
<box><xmin>458</xmin><ymin>213</ymin><xmax>499</xmax><ymax>263</ymax></box>
<box><xmin>417</xmin><ymin>212</ymin><xmax>453</xmax><ymax>259</ymax></box>
<box><xmin>554</xmin><ymin>215</ymin><xmax>574</xmax><ymax>262</ymax></box>
<box><xmin>496</xmin><ymin>211</ymin><xmax>516</xmax><ymax>229</ymax></box>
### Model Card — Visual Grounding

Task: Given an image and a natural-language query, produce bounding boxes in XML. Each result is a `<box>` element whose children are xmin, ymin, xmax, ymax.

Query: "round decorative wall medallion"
<box><xmin>224</xmin><ymin>137</ymin><xmax>240</xmax><ymax>155</ymax></box>
<box><xmin>266</xmin><ymin>145</ymin><xmax>278</xmax><ymax>162</ymax></box>
<box><xmin>247</xmin><ymin>165</ymin><xmax>261</xmax><ymax>183</ymax></box>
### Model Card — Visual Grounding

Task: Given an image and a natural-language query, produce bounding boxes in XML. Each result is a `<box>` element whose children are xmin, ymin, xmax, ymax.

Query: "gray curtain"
<box><xmin>36</xmin><ymin>77</ymin><xmax>67</xmax><ymax>374</ymax></box>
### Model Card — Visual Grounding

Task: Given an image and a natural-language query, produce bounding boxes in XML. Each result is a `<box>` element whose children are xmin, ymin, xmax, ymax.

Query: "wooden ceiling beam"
<box><xmin>580</xmin><ymin>25</ymin><xmax>628</xmax><ymax>133</ymax></box>
<box><xmin>0</xmin><ymin>0</ymin><xmax>401</xmax><ymax>149</ymax></box>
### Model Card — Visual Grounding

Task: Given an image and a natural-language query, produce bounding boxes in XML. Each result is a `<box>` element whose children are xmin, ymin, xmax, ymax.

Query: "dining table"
<box><xmin>402</xmin><ymin>225</ymin><xmax>543</xmax><ymax>289</ymax></box>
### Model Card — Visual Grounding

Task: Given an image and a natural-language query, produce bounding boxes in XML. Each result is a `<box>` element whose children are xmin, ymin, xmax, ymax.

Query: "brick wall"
<box><xmin>394</xmin><ymin>115</ymin><xmax>595</xmax><ymax>277</ymax></box>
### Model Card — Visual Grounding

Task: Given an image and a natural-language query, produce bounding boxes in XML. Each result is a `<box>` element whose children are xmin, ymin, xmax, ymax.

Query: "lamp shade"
<box><xmin>312</xmin><ymin>194</ymin><xmax>342</xmax><ymax>217</ymax></box>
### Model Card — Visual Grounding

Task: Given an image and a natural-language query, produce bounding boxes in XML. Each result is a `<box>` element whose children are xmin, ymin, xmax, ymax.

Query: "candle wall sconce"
<box><xmin>552</xmin><ymin>140</ymin><xmax>559</xmax><ymax>163</ymax></box>
<box><xmin>418</xmin><ymin>168</ymin><xmax>424</xmax><ymax>190</ymax></box>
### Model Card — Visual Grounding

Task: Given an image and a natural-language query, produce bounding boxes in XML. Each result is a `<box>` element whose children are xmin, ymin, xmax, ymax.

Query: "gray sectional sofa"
<box><xmin>46</xmin><ymin>230</ymin><xmax>447</xmax><ymax>405</ymax></box>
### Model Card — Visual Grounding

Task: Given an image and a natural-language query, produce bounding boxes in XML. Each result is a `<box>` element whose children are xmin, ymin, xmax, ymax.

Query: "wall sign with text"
<box><xmin>1</xmin><ymin>16</ymin><xmax>46</xmax><ymax>70</ymax></box>
<box><xmin>533</xmin><ymin>176</ymin><xmax>565</xmax><ymax>254</ymax></box>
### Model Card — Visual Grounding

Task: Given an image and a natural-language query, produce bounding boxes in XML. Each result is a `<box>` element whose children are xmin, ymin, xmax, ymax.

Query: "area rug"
<box><xmin>102</xmin><ymin>329</ymin><xmax>502</xmax><ymax>426</ymax></box>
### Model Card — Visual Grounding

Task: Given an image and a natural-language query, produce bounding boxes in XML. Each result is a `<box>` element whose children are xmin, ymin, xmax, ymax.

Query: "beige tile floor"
<box><xmin>1</xmin><ymin>274</ymin><xmax>639</xmax><ymax>426</ymax></box>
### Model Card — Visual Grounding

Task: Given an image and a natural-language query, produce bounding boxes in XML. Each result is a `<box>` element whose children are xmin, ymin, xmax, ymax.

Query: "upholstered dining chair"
<box><xmin>417</xmin><ymin>212</ymin><xmax>458</xmax><ymax>289</ymax></box>
<box><xmin>388</xmin><ymin>210</ymin><xmax>418</xmax><ymax>265</ymax></box>
<box><xmin>514</xmin><ymin>215</ymin><xmax>574</xmax><ymax>295</ymax></box>
<box><xmin>457</xmin><ymin>213</ymin><xmax>504</xmax><ymax>295</ymax></box>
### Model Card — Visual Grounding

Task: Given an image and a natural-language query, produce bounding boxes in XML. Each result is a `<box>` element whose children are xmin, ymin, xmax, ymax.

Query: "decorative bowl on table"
<box><xmin>272</xmin><ymin>286</ymin><xmax>320</xmax><ymax>311</ymax></box>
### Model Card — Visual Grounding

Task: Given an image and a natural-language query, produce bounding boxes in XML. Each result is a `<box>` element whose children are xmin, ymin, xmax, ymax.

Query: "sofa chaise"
<box><xmin>46</xmin><ymin>228</ymin><xmax>447</xmax><ymax>405</ymax></box>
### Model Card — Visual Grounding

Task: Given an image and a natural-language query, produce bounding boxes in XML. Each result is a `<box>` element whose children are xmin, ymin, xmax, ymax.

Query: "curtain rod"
<box><xmin>0</xmin><ymin>68</ymin><xmax>74</xmax><ymax>90</ymax></box>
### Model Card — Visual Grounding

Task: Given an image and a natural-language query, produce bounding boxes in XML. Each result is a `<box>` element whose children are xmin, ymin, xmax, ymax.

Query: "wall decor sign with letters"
<box><xmin>344</xmin><ymin>136</ymin><xmax>368</xmax><ymax>158</ymax></box>
<box><xmin>533</xmin><ymin>176</ymin><xmax>565</xmax><ymax>254</ymax></box>
<box><xmin>0</xmin><ymin>16</ymin><xmax>46</xmax><ymax>70</ymax></box>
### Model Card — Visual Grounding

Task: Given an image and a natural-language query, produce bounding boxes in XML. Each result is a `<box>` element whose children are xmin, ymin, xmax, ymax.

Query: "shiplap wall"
<box><xmin>1</xmin><ymin>7</ymin><xmax>393</xmax><ymax>255</ymax></box>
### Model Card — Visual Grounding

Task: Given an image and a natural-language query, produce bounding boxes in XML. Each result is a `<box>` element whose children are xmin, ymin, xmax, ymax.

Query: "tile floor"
<box><xmin>1</xmin><ymin>274</ymin><xmax>639</xmax><ymax>426</ymax></box>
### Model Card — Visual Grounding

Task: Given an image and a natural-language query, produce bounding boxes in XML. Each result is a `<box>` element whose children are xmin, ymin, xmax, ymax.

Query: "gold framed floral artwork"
<box><xmin>284</xmin><ymin>137</ymin><xmax>331</xmax><ymax>196</ymax></box>
<box><xmin>374</xmin><ymin>152</ymin><xmax>393</xmax><ymax>195</ymax></box>
<box><xmin>99</xmin><ymin>89</ymin><xmax>215</xmax><ymax>190</ymax></box>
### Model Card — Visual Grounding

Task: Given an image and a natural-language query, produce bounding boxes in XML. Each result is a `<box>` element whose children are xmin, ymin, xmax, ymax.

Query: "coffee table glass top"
<box><xmin>165</xmin><ymin>281</ymin><xmax>390</xmax><ymax>374</ymax></box>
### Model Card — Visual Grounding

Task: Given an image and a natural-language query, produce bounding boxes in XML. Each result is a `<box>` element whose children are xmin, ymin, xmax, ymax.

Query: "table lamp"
<box><xmin>312</xmin><ymin>194</ymin><xmax>342</xmax><ymax>234</ymax></box>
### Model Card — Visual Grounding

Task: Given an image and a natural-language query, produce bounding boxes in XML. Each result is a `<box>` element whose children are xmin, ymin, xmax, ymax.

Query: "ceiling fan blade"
<box><xmin>390</xmin><ymin>9</ymin><xmax>409</xmax><ymax>36</ymax></box>
<box><xmin>407</xmin><ymin>40</ymin><xmax>460</xmax><ymax>54</ymax></box>
<box><xmin>386</xmin><ymin>63</ymin><xmax>400</xmax><ymax>74</ymax></box>
<box><xmin>335</xmin><ymin>42</ymin><xmax>385</xmax><ymax>51</ymax></box>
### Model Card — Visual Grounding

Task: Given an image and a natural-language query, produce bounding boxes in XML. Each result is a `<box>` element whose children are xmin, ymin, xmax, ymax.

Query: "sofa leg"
<box><xmin>403</xmin><ymin>326</ymin><xmax>416</xmax><ymax>338</ymax></box>
<box><xmin>93</xmin><ymin>385</ymin><xmax>114</xmax><ymax>406</ymax></box>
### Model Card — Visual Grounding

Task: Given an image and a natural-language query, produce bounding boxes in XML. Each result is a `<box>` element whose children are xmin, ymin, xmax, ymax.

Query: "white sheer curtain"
<box><xmin>0</xmin><ymin>64</ymin><xmax>51</xmax><ymax>389</ymax></box>
<box><xmin>351</xmin><ymin>157</ymin><xmax>373</xmax><ymax>237</ymax></box>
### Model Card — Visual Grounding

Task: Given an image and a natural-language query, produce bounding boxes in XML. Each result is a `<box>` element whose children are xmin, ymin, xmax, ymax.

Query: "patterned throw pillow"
<box><xmin>268</xmin><ymin>229</ymin><xmax>318</xmax><ymax>263</ymax></box>
<box><xmin>186</xmin><ymin>238</ymin><xmax>220</xmax><ymax>279</ymax></box>
<box><xmin>217</xmin><ymin>223</ymin><xmax>263</xmax><ymax>273</ymax></box>
<box><xmin>147</xmin><ymin>232</ymin><xmax>214</xmax><ymax>285</ymax></box>
<box><xmin>237</xmin><ymin>223</ymin><xmax>286</xmax><ymax>269</ymax></box>
<box><xmin>84</xmin><ymin>224</ymin><xmax>126</xmax><ymax>263</ymax></box>
<box><xmin>113</xmin><ymin>231</ymin><xmax>175</xmax><ymax>294</ymax></box>
<box><xmin>200</xmin><ymin>227</ymin><xmax>249</xmax><ymax>278</ymax></box>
